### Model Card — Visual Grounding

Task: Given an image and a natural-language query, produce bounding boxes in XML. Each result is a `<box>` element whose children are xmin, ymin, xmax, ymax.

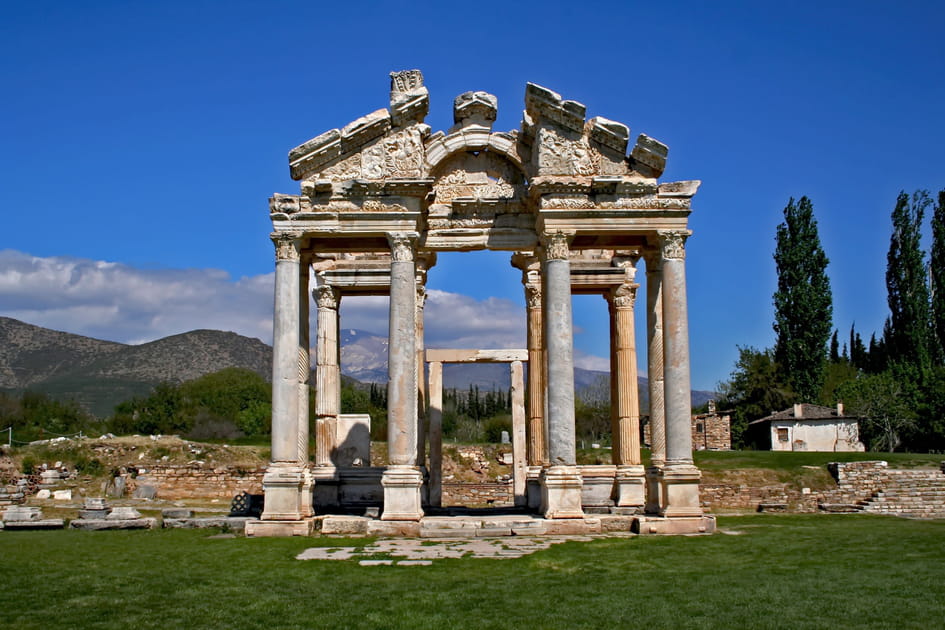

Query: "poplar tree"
<box><xmin>931</xmin><ymin>189</ymin><xmax>945</xmax><ymax>364</ymax></box>
<box><xmin>884</xmin><ymin>190</ymin><xmax>932</xmax><ymax>371</ymax></box>
<box><xmin>773</xmin><ymin>196</ymin><xmax>833</xmax><ymax>401</ymax></box>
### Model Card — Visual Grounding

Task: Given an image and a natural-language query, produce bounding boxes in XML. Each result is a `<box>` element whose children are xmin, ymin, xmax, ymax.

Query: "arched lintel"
<box><xmin>424</xmin><ymin>130</ymin><xmax>526</xmax><ymax>178</ymax></box>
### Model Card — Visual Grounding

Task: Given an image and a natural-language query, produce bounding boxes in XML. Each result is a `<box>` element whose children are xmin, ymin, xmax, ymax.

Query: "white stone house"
<box><xmin>749</xmin><ymin>403</ymin><xmax>865</xmax><ymax>452</ymax></box>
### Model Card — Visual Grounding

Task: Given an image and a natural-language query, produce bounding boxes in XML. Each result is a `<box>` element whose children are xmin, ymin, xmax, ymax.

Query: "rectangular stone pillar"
<box><xmin>510</xmin><ymin>360</ymin><xmax>527</xmax><ymax>507</ymax></box>
<box><xmin>416</xmin><ymin>285</ymin><xmax>427</xmax><ymax>473</ymax></box>
<box><xmin>644</xmin><ymin>251</ymin><xmax>666</xmax><ymax>515</ymax></box>
<box><xmin>658</xmin><ymin>231</ymin><xmax>702</xmax><ymax>517</ymax></box>
<box><xmin>427</xmin><ymin>360</ymin><xmax>443</xmax><ymax>508</ymax></box>
<box><xmin>381</xmin><ymin>233</ymin><xmax>423</xmax><ymax>521</ymax></box>
<box><xmin>259</xmin><ymin>234</ymin><xmax>304</xmax><ymax>525</ymax></box>
<box><xmin>539</xmin><ymin>233</ymin><xmax>583</xmax><ymax>519</ymax></box>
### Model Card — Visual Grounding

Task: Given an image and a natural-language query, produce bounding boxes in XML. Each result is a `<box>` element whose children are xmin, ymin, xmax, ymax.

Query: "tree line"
<box><xmin>719</xmin><ymin>190</ymin><xmax>945</xmax><ymax>451</ymax></box>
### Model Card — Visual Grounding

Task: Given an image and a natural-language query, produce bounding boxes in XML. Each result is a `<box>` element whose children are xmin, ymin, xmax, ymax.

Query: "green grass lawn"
<box><xmin>2</xmin><ymin>514</ymin><xmax>943</xmax><ymax>629</ymax></box>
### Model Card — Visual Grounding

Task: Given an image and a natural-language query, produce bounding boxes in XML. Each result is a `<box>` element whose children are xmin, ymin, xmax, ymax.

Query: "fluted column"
<box><xmin>539</xmin><ymin>232</ymin><xmax>583</xmax><ymax>518</ymax></box>
<box><xmin>260</xmin><ymin>233</ymin><xmax>304</xmax><ymax>523</ymax></box>
<box><xmin>644</xmin><ymin>249</ymin><xmax>666</xmax><ymax>514</ymax></box>
<box><xmin>297</xmin><ymin>259</ymin><xmax>313</xmax><ymax>517</ymax></box>
<box><xmin>608</xmin><ymin>257</ymin><xmax>646</xmax><ymax>509</ymax></box>
<box><xmin>658</xmin><ymin>230</ymin><xmax>702</xmax><ymax>517</ymax></box>
<box><xmin>525</xmin><ymin>275</ymin><xmax>546</xmax><ymax>465</ymax></box>
<box><xmin>313</xmin><ymin>284</ymin><xmax>341</xmax><ymax>468</ymax></box>
<box><xmin>381</xmin><ymin>232</ymin><xmax>423</xmax><ymax>520</ymax></box>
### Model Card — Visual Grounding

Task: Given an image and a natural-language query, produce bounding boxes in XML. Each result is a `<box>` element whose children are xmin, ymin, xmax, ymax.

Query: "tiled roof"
<box><xmin>749</xmin><ymin>403</ymin><xmax>852</xmax><ymax>425</ymax></box>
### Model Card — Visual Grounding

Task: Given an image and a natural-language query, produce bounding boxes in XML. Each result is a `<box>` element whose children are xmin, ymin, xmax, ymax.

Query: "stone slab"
<box><xmin>162</xmin><ymin>517</ymin><xmax>256</xmax><ymax>531</ymax></box>
<box><xmin>599</xmin><ymin>515</ymin><xmax>636</xmax><ymax>533</ymax></box>
<box><xmin>366</xmin><ymin>520</ymin><xmax>421</xmax><ymax>537</ymax></box>
<box><xmin>321</xmin><ymin>515</ymin><xmax>370</xmax><ymax>535</ymax></box>
<box><xmin>245</xmin><ymin>519</ymin><xmax>314</xmax><ymax>537</ymax></box>
<box><xmin>2</xmin><ymin>519</ymin><xmax>65</xmax><ymax>530</ymax></box>
<box><xmin>635</xmin><ymin>516</ymin><xmax>716</xmax><ymax>535</ymax></box>
<box><xmin>542</xmin><ymin>518</ymin><xmax>602</xmax><ymax>535</ymax></box>
<box><xmin>161</xmin><ymin>508</ymin><xmax>194</xmax><ymax>519</ymax></box>
<box><xmin>69</xmin><ymin>518</ymin><xmax>158</xmax><ymax>530</ymax></box>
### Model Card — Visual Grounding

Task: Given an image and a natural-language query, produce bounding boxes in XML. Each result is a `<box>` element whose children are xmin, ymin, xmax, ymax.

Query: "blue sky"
<box><xmin>1</xmin><ymin>1</ymin><xmax>943</xmax><ymax>391</ymax></box>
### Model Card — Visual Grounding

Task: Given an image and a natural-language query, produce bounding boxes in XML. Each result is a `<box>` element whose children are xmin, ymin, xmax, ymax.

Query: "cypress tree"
<box><xmin>829</xmin><ymin>330</ymin><xmax>840</xmax><ymax>363</ymax></box>
<box><xmin>773</xmin><ymin>196</ymin><xmax>834</xmax><ymax>401</ymax></box>
<box><xmin>931</xmin><ymin>189</ymin><xmax>945</xmax><ymax>364</ymax></box>
<box><xmin>885</xmin><ymin>190</ymin><xmax>932</xmax><ymax>371</ymax></box>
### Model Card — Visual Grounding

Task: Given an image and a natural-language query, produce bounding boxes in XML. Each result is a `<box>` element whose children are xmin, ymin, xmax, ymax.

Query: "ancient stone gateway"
<box><xmin>246</xmin><ymin>70</ymin><xmax>710</xmax><ymax>536</ymax></box>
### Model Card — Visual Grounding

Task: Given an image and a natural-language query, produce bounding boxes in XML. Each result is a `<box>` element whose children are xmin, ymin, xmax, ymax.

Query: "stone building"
<box><xmin>749</xmin><ymin>403</ymin><xmax>864</xmax><ymax>452</ymax></box>
<box><xmin>248</xmin><ymin>70</ymin><xmax>710</xmax><ymax>536</ymax></box>
<box><xmin>692</xmin><ymin>401</ymin><xmax>732</xmax><ymax>451</ymax></box>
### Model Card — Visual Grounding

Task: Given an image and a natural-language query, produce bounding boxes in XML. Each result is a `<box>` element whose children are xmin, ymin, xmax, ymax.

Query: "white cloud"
<box><xmin>0</xmin><ymin>251</ymin><xmax>610</xmax><ymax>369</ymax></box>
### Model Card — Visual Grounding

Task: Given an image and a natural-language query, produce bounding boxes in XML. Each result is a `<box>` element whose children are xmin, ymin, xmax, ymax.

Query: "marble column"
<box><xmin>539</xmin><ymin>232</ymin><xmax>583</xmax><ymax>518</ymax></box>
<box><xmin>313</xmin><ymin>284</ymin><xmax>341</xmax><ymax>468</ymax></box>
<box><xmin>658</xmin><ymin>230</ymin><xmax>702</xmax><ymax>517</ymax></box>
<box><xmin>608</xmin><ymin>260</ymin><xmax>645</xmax><ymax>510</ymax></box>
<box><xmin>297</xmin><ymin>260</ymin><xmax>313</xmax><ymax>517</ymax></box>
<box><xmin>427</xmin><ymin>360</ymin><xmax>443</xmax><ymax>507</ymax></box>
<box><xmin>381</xmin><ymin>232</ymin><xmax>423</xmax><ymax>520</ymax></box>
<box><xmin>260</xmin><ymin>234</ymin><xmax>304</xmax><ymax>523</ymax></box>
<box><xmin>524</xmin><ymin>276</ymin><xmax>546</xmax><ymax>466</ymax></box>
<box><xmin>415</xmin><ymin>284</ymin><xmax>427</xmax><ymax>473</ymax></box>
<box><xmin>644</xmin><ymin>249</ymin><xmax>666</xmax><ymax>514</ymax></box>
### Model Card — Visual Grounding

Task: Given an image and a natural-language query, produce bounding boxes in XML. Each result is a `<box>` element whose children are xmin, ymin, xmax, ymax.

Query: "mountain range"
<box><xmin>0</xmin><ymin>317</ymin><xmax>715</xmax><ymax>417</ymax></box>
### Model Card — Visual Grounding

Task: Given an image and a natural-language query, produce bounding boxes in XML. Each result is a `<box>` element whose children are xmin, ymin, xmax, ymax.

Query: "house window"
<box><xmin>777</xmin><ymin>428</ymin><xmax>789</xmax><ymax>443</ymax></box>
<box><xmin>696</xmin><ymin>422</ymin><xmax>704</xmax><ymax>433</ymax></box>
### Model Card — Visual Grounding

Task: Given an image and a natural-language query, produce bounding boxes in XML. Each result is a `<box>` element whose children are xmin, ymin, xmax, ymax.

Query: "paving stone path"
<box><xmin>296</xmin><ymin>534</ymin><xmax>629</xmax><ymax>565</ymax></box>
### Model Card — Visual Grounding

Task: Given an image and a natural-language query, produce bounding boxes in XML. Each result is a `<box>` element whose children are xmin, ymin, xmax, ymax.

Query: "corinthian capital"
<box><xmin>313</xmin><ymin>285</ymin><xmax>340</xmax><ymax>310</ymax></box>
<box><xmin>272</xmin><ymin>233</ymin><xmax>302</xmax><ymax>262</ymax></box>
<box><xmin>387</xmin><ymin>232</ymin><xmax>418</xmax><ymax>262</ymax></box>
<box><xmin>658</xmin><ymin>230</ymin><xmax>690</xmax><ymax>261</ymax></box>
<box><xmin>610</xmin><ymin>282</ymin><xmax>638</xmax><ymax>309</ymax></box>
<box><xmin>541</xmin><ymin>232</ymin><xmax>572</xmax><ymax>261</ymax></box>
<box><xmin>525</xmin><ymin>283</ymin><xmax>542</xmax><ymax>309</ymax></box>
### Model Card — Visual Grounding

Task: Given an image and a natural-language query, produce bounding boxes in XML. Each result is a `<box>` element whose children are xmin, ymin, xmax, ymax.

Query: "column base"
<box><xmin>526</xmin><ymin>465</ymin><xmax>543</xmax><ymax>510</ymax></box>
<box><xmin>299</xmin><ymin>466</ymin><xmax>314</xmax><ymax>518</ymax></box>
<box><xmin>540</xmin><ymin>465</ymin><xmax>584</xmax><ymax>519</ymax></box>
<box><xmin>381</xmin><ymin>465</ymin><xmax>424</xmax><ymax>521</ymax></box>
<box><xmin>260</xmin><ymin>463</ymin><xmax>304</xmax><ymax>521</ymax></box>
<box><xmin>614</xmin><ymin>464</ymin><xmax>646</xmax><ymax>510</ymax></box>
<box><xmin>645</xmin><ymin>465</ymin><xmax>664</xmax><ymax>514</ymax></box>
<box><xmin>660</xmin><ymin>462</ymin><xmax>703</xmax><ymax>518</ymax></box>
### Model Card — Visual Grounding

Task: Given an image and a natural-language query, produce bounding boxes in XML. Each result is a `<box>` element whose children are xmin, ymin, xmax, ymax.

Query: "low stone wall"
<box><xmin>442</xmin><ymin>482</ymin><xmax>513</xmax><ymax>507</ymax></box>
<box><xmin>130</xmin><ymin>465</ymin><xmax>265</xmax><ymax>500</ymax></box>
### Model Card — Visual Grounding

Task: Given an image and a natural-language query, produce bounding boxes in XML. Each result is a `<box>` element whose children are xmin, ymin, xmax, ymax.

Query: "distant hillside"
<box><xmin>0</xmin><ymin>317</ymin><xmax>272</xmax><ymax>417</ymax></box>
<box><xmin>340</xmin><ymin>328</ymin><xmax>716</xmax><ymax>407</ymax></box>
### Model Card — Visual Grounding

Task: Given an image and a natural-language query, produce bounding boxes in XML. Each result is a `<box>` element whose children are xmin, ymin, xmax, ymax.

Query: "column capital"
<box><xmin>540</xmin><ymin>232</ymin><xmax>573</xmax><ymax>261</ymax></box>
<box><xmin>313</xmin><ymin>284</ymin><xmax>340</xmax><ymax>310</ymax></box>
<box><xmin>387</xmin><ymin>232</ymin><xmax>419</xmax><ymax>262</ymax></box>
<box><xmin>612</xmin><ymin>253</ymin><xmax>640</xmax><ymax>283</ymax></box>
<box><xmin>525</xmin><ymin>282</ymin><xmax>542</xmax><ymax>309</ymax></box>
<box><xmin>608</xmin><ymin>282</ymin><xmax>639</xmax><ymax>309</ymax></box>
<box><xmin>271</xmin><ymin>232</ymin><xmax>302</xmax><ymax>262</ymax></box>
<box><xmin>657</xmin><ymin>230</ymin><xmax>691</xmax><ymax>261</ymax></box>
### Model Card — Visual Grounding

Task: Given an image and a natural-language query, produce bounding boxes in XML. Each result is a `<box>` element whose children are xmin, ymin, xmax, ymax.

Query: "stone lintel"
<box><xmin>425</xmin><ymin>348</ymin><xmax>528</xmax><ymax>363</ymax></box>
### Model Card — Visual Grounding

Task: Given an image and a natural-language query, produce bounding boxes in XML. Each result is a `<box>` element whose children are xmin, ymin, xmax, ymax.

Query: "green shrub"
<box><xmin>484</xmin><ymin>416</ymin><xmax>512</xmax><ymax>443</ymax></box>
<box><xmin>20</xmin><ymin>456</ymin><xmax>37</xmax><ymax>475</ymax></box>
